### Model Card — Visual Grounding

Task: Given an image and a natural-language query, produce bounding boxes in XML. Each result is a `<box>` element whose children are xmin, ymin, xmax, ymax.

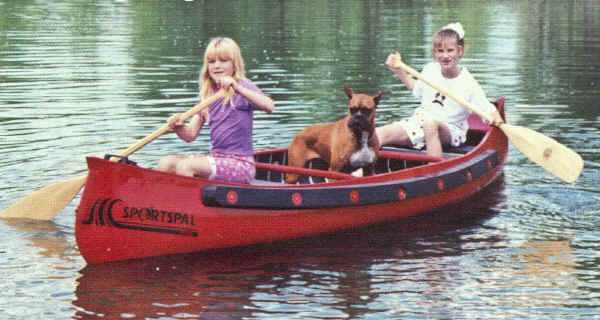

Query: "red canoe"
<box><xmin>75</xmin><ymin>98</ymin><xmax>507</xmax><ymax>264</ymax></box>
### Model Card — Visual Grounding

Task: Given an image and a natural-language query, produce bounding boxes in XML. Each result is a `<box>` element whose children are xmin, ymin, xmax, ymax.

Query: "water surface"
<box><xmin>1</xmin><ymin>1</ymin><xmax>599</xmax><ymax>319</ymax></box>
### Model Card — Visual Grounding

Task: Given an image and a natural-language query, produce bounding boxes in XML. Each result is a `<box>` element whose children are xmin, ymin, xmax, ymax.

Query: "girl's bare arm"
<box><xmin>386</xmin><ymin>52</ymin><xmax>417</xmax><ymax>91</ymax></box>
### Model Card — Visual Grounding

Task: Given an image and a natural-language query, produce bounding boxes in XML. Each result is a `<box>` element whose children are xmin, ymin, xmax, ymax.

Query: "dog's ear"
<box><xmin>343</xmin><ymin>85</ymin><xmax>354</xmax><ymax>99</ymax></box>
<box><xmin>373</xmin><ymin>90</ymin><xmax>388</xmax><ymax>106</ymax></box>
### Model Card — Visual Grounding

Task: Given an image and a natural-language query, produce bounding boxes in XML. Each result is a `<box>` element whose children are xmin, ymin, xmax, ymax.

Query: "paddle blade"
<box><xmin>499</xmin><ymin>124</ymin><xmax>583</xmax><ymax>183</ymax></box>
<box><xmin>0</xmin><ymin>175</ymin><xmax>87</xmax><ymax>220</ymax></box>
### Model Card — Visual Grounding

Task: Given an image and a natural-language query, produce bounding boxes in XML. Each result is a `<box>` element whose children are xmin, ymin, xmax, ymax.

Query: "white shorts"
<box><xmin>396</xmin><ymin>108</ymin><xmax>468</xmax><ymax>150</ymax></box>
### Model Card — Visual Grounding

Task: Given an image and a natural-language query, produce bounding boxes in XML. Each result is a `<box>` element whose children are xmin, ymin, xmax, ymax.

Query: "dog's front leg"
<box><xmin>362</xmin><ymin>163</ymin><xmax>375</xmax><ymax>176</ymax></box>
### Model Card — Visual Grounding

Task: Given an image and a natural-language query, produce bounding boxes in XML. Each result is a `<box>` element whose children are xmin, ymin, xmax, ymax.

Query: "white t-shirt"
<box><xmin>412</xmin><ymin>62</ymin><xmax>496</xmax><ymax>128</ymax></box>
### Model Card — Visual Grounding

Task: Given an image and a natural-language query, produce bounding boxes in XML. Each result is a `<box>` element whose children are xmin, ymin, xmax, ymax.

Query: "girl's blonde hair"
<box><xmin>432</xmin><ymin>28</ymin><xmax>466</xmax><ymax>58</ymax></box>
<box><xmin>199</xmin><ymin>37</ymin><xmax>246</xmax><ymax>104</ymax></box>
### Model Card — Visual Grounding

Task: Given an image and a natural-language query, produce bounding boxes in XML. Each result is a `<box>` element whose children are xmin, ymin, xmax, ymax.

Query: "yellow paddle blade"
<box><xmin>0</xmin><ymin>175</ymin><xmax>87</xmax><ymax>220</ymax></box>
<box><xmin>499</xmin><ymin>123</ymin><xmax>584</xmax><ymax>183</ymax></box>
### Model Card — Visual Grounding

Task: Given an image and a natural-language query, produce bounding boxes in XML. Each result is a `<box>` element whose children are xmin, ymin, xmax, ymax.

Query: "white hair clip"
<box><xmin>443</xmin><ymin>22</ymin><xmax>465</xmax><ymax>40</ymax></box>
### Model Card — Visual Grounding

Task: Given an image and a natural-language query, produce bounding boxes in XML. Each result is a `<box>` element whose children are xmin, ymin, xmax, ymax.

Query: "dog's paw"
<box><xmin>350</xmin><ymin>168</ymin><xmax>364</xmax><ymax>177</ymax></box>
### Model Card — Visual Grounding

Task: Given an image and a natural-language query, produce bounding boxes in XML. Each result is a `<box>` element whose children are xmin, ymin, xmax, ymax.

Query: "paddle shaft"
<box><xmin>118</xmin><ymin>91</ymin><xmax>225</xmax><ymax>158</ymax></box>
<box><xmin>394</xmin><ymin>61</ymin><xmax>494</xmax><ymax>122</ymax></box>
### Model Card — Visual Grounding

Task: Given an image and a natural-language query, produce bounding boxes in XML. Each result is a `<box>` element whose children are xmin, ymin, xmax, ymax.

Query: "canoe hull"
<box><xmin>76</xmin><ymin>105</ymin><xmax>507</xmax><ymax>264</ymax></box>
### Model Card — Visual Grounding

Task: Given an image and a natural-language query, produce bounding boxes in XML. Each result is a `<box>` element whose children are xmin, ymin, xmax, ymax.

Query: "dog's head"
<box><xmin>343</xmin><ymin>85</ymin><xmax>387</xmax><ymax>132</ymax></box>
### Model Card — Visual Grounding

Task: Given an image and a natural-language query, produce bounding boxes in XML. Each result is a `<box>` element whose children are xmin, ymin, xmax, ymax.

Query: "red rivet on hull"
<box><xmin>398</xmin><ymin>188</ymin><xmax>406</xmax><ymax>200</ymax></box>
<box><xmin>226</xmin><ymin>190</ymin><xmax>238</xmax><ymax>205</ymax></box>
<box><xmin>291</xmin><ymin>192</ymin><xmax>303</xmax><ymax>206</ymax></box>
<box><xmin>350</xmin><ymin>190</ymin><xmax>359</xmax><ymax>203</ymax></box>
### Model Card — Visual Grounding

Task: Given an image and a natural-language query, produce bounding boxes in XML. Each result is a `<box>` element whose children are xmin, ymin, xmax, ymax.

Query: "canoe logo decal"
<box><xmin>82</xmin><ymin>198</ymin><xmax>198</xmax><ymax>237</ymax></box>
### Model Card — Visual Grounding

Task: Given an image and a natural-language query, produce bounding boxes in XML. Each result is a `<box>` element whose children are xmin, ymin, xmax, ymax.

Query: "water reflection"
<box><xmin>1</xmin><ymin>218</ymin><xmax>79</xmax><ymax>262</ymax></box>
<box><xmin>511</xmin><ymin>239</ymin><xmax>577</xmax><ymax>307</ymax></box>
<box><xmin>74</xmin><ymin>253</ymin><xmax>255</xmax><ymax>318</ymax></box>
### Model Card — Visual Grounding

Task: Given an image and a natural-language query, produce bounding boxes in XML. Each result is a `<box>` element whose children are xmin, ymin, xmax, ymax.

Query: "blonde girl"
<box><xmin>158</xmin><ymin>37</ymin><xmax>275</xmax><ymax>183</ymax></box>
<box><xmin>376</xmin><ymin>22</ymin><xmax>503</xmax><ymax>158</ymax></box>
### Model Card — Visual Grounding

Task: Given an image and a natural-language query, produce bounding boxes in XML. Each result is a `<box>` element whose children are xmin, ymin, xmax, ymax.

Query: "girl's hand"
<box><xmin>167</xmin><ymin>113</ymin><xmax>185</xmax><ymax>129</ymax></box>
<box><xmin>486</xmin><ymin>110</ymin><xmax>504</xmax><ymax>127</ymax></box>
<box><xmin>199</xmin><ymin>110</ymin><xmax>208</xmax><ymax>124</ymax></box>
<box><xmin>217</xmin><ymin>76</ymin><xmax>237</xmax><ymax>91</ymax></box>
<box><xmin>385</xmin><ymin>51</ymin><xmax>403</xmax><ymax>71</ymax></box>
<box><xmin>385</xmin><ymin>51</ymin><xmax>416</xmax><ymax>90</ymax></box>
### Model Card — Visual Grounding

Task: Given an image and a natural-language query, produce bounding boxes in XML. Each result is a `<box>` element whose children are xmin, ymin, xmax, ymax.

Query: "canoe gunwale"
<box><xmin>202</xmin><ymin>149</ymin><xmax>499</xmax><ymax>209</ymax></box>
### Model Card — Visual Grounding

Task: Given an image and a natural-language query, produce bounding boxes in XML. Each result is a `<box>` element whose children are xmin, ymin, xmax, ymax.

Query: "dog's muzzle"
<box><xmin>348</xmin><ymin>114</ymin><xmax>371</xmax><ymax>131</ymax></box>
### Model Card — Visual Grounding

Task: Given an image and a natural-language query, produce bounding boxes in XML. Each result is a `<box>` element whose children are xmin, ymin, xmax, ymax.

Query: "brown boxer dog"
<box><xmin>286</xmin><ymin>86</ymin><xmax>387</xmax><ymax>184</ymax></box>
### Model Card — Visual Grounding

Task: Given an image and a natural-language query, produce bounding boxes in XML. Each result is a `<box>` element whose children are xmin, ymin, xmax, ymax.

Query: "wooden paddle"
<box><xmin>0</xmin><ymin>91</ymin><xmax>225</xmax><ymax>220</ymax></box>
<box><xmin>394</xmin><ymin>60</ymin><xmax>584</xmax><ymax>183</ymax></box>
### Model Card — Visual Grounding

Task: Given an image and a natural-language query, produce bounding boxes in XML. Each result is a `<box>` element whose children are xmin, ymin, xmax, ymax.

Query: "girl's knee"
<box><xmin>377</xmin><ymin>123</ymin><xmax>408</xmax><ymax>146</ymax></box>
<box><xmin>157</xmin><ymin>157</ymin><xmax>171</xmax><ymax>171</ymax></box>
<box><xmin>421</xmin><ymin>120</ymin><xmax>442</xmax><ymax>137</ymax></box>
<box><xmin>178</xmin><ymin>157</ymin><xmax>211</xmax><ymax>178</ymax></box>
<box><xmin>421</xmin><ymin>120</ymin><xmax>437</xmax><ymax>131</ymax></box>
<box><xmin>157</xmin><ymin>156</ymin><xmax>178</xmax><ymax>172</ymax></box>
<box><xmin>422</xmin><ymin>120</ymin><xmax>452</xmax><ymax>146</ymax></box>
<box><xmin>375</xmin><ymin>126</ymin><xmax>390</xmax><ymax>145</ymax></box>
<box><xmin>175</xmin><ymin>161</ymin><xmax>194</xmax><ymax>177</ymax></box>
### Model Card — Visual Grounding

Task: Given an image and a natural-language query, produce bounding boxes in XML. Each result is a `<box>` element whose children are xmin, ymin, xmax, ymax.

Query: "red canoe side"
<box><xmin>75</xmin><ymin>101</ymin><xmax>508</xmax><ymax>264</ymax></box>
